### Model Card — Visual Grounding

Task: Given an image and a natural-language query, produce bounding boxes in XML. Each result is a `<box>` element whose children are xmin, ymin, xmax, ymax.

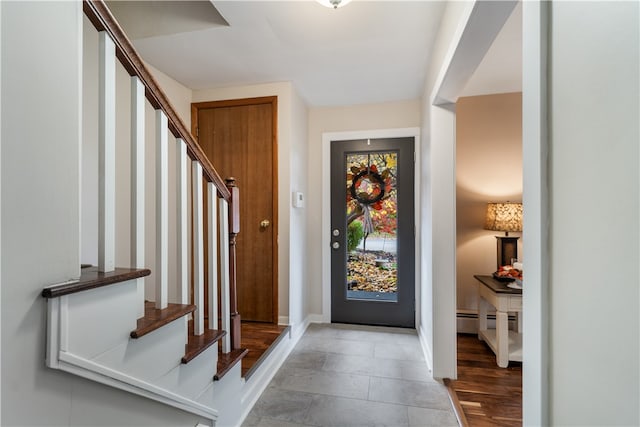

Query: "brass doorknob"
<box><xmin>260</xmin><ymin>219</ymin><xmax>270</xmax><ymax>228</ymax></box>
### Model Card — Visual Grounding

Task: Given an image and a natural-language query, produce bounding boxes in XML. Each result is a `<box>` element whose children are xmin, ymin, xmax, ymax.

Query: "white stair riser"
<box><xmin>92</xmin><ymin>317</ymin><xmax>188</xmax><ymax>382</ymax></box>
<box><xmin>198</xmin><ymin>363</ymin><xmax>243</xmax><ymax>419</ymax></box>
<box><xmin>155</xmin><ymin>343</ymin><xmax>219</xmax><ymax>400</ymax></box>
<box><xmin>67</xmin><ymin>281</ymin><xmax>138</xmax><ymax>359</ymax></box>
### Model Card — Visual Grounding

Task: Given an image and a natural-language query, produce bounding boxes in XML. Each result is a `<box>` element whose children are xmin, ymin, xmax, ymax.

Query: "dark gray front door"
<box><xmin>330</xmin><ymin>137</ymin><xmax>415</xmax><ymax>327</ymax></box>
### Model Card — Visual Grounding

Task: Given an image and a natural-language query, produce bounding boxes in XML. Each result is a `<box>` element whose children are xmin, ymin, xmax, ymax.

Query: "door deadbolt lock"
<box><xmin>332</xmin><ymin>229</ymin><xmax>340</xmax><ymax>237</ymax></box>
<box><xmin>332</xmin><ymin>242</ymin><xmax>340</xmax><ymax>250</ymax></box>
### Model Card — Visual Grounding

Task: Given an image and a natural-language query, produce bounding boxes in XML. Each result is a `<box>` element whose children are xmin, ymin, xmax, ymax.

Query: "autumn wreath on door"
<box><xmin>346</xmin><ymin>162</ymin><xmax>395</xmax><ymax>238</ymax></box>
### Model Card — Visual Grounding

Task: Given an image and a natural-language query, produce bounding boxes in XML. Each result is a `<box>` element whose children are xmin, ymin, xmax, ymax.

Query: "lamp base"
<box><xmin>495</xmin><ymin>236</ymin><xmax>519</xmax><ymax>270</ymax></box>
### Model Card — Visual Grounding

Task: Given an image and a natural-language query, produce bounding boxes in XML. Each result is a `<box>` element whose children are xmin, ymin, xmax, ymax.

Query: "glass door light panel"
<box><xmin>345</xmin><ymin>152</ymin><xmax>398</xmax><ymax>302</ymax></box>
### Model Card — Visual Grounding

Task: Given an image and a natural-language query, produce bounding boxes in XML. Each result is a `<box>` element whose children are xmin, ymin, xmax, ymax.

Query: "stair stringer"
<box><xmin>44</xmin><ymin>281</ymin><xmax>219</xmax><ymax>425</ymax></box>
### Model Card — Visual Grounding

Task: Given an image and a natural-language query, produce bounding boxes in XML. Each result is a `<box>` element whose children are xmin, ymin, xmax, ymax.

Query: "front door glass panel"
<box><xmin>345</xmin><ymin>152</ymin><xmax>398</xmax><ymax>302</ymax></box>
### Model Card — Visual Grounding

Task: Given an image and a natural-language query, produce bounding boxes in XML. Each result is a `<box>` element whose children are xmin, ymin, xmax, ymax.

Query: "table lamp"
<box><xmin>484</xmin><ymin>202</ymin><xmax>522</xmax><ymax>269</ymax></box>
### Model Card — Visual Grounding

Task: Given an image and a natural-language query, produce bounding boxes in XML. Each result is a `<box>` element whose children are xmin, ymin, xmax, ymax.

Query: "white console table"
<box><xmin>474</xmin><ymin>275</ymin><xmax>522</xmax><ymax>368</ymax></box>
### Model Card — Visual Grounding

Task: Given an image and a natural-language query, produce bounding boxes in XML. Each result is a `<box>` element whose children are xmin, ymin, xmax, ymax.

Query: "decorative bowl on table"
<box><xmin>493</xmin><ymin>265</ymin><xmax>522</xmax><ymax>283</ymax></box>
<box><xmin>493</xmin><ymin>272</ymin><xmax>515</xmax><ymax>282</ymax></box>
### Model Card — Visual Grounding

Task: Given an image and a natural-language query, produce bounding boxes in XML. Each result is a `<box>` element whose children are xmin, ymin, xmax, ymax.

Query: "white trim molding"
<box><xmin>522</xmin><ymin>1</ymin><xmax>550</xmax><ymax>424</ymax></box>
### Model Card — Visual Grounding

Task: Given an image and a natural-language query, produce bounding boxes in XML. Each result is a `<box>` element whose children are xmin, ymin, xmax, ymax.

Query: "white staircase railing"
<box><xmin>83</xmin><ymin>0</ymin><xmax>241</xmax><ymax>349</ymax></box>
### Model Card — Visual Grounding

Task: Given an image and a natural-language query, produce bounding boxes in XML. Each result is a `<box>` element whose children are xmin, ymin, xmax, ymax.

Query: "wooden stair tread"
<box><xmin>42</xmin><ymin>267</ymin><xmax>150</xmax><ymax>298</ymax></box>
<box><xmin>182</xmin><ymin>320</ymin><xmax>226</xmax><ymax>364</ymax></box>
<box><xmin>242</xmin><ymin>324</ymin><xmax>290</xmax><ymax>380</ymax></box>
<box><xmin>214</xmin><ymin>348</ymin><xmax>248</xmax><ymax>381</ymax></box>
<box><xmin>131</xmin><ymin>301</ymin><xmax>196</xmax><ymax>339</ymax></box>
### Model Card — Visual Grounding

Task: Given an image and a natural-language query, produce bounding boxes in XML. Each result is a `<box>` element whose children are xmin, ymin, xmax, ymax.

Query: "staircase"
<box><xmin>40</xmin><ymin>1</ymin><xmax>265</xmax><ymax>425</ymax></box>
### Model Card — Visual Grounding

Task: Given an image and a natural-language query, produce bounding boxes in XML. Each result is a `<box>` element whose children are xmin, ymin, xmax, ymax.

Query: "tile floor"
<box><xmin>242</xmin><ymin>323</ymin><xmax>459</xmax><ymax>427</ymax></box>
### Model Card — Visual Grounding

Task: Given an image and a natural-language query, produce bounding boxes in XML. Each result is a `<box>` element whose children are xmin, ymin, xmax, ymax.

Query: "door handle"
<box><xmin>260</xmin><ymin>219</ymin><xmax>270</xmax><ymax>228</ymax></box>
<box><xmin>332</xmin><ymin>242</ymin><xmax>340</xmax><ymax>250</ymax></box>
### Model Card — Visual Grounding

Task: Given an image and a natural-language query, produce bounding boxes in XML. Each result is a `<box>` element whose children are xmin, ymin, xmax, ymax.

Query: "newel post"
<box><xmin>226</xmin><ymin>177</ymin><xmax>242</xmax><ymax>350</ymax></box>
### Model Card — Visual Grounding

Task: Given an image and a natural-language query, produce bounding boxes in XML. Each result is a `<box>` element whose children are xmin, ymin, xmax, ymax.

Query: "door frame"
<box><xmin>191</xmin><ymin>96</ymin><xmax>279</xmax><ymax>324</ymax></box>
<box><xmin>321</xmin><ymin>128</ymin><xmax>421</xmax><ymax>326</ymax></box>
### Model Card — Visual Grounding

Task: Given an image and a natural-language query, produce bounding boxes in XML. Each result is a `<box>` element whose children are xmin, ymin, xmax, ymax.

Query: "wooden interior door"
<box><xmin>193</xmin><ymin>97</ymin><xmax>277</xmax><ymax>323</ymax></box>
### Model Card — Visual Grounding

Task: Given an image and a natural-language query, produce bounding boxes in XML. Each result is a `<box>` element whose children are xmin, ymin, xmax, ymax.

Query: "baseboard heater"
<box><xmin>456</xmin><ymin>311</ymin><xmax>518</xmax><ymax>321</ymax></box>
<box><xmin>456</xmin><ymin>310</ymin><xmax>517</xmax><ymax>334</ymax></box>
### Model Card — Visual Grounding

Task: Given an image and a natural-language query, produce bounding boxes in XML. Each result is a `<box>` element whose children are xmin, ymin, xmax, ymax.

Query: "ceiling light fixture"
<box><xmin>315</xmin><ymin>0</ymin><xmax>353</xmax><ymax>9</ymax></box>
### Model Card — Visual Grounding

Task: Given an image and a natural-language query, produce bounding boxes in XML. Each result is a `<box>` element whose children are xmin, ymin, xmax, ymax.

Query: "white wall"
<box><xmin>0</xmin><ymin>3</ymin><xmax>206</xmax><ymax>425</ymax></box>
<box><xmin>306</xmin><ymin>100</ymin><xmax>422</xmax><ymax>318</ymax></box>
<box><xmin>288</xmin><ymin>88</ymin><xmax>309</xmax><ymax>330</ymax></box>
<box><xmin>0</xmin><ymin>1</ymin><xmax>3</xmax><ymax>418</ymax></box>
<box><xmin>548</xmin><ymin>2</ymin><xmax>639</xmax><ymax>424</ymax></box>
<box><xmin>2</xmin><ymin>3</ymin><xmax>82</xmax><ymax>422</ymax></box>
<box><xmin>192</xmin><ymin>82</ymin><xmax>309</xmax><ymax>330</ymax></box>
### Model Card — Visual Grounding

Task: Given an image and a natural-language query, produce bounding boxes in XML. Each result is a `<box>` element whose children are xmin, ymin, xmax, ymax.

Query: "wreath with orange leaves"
<box><xmin>347</xmin><ymin>163</ymin><xmax>393</xmax><ymax>211</ymax></box>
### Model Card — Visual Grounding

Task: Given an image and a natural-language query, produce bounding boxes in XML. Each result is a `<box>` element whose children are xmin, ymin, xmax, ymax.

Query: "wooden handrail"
<box><xmin>83</xmin><ymin>0</ymin><xmax>230</xmax><ymax>202</ymax></box>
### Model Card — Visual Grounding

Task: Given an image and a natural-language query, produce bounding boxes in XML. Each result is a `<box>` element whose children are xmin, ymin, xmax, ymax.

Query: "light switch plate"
<box><xmin>292</xmin><ymin>191</ymin><xmax>304</xmax><ymax>208</ymax></box>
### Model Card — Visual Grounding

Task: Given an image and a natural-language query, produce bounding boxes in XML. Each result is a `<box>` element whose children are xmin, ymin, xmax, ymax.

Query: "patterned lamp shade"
<box><xmin>484</xmin><ymin>202</ymin><xmax>523</xmax><ymax>233</ymax></box>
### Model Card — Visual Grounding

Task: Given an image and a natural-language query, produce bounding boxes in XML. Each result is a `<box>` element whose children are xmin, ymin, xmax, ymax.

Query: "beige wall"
<box><xmin>146</xmin><ymin>62</ymin><xmax>193</xmax><ymax>126</ymax></box>
<box><xmin>455</xmin><ymin>93</ymin><xmax>522</xmax><ymax>319</ymax></box>
<box><xmin>306</xmin><ymin>100</ymin><xmax>421</xmax><ymax>315</ymax></box>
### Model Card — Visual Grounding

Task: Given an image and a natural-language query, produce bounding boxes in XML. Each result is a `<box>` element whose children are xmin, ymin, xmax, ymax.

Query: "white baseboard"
<box><xmin>278</xmin><ymin>316</ymin><xmax>289</xmax><ymax>326</ymax></box>
<box><xmin>306</xmin><ymin>313</ymin><xmax>326</xmax><ymax>324</ymax></box>
<box><xmin>417</xmin><ymin>325</ymin><xmax>433</xmax><ymax>375</ymax></box>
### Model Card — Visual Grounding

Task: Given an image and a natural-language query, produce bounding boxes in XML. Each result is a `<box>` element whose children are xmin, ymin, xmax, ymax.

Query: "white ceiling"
<box><xmin>112</xmin><ymin>0</ymin><xmax>521</xmax><ymax>107</ymax></box>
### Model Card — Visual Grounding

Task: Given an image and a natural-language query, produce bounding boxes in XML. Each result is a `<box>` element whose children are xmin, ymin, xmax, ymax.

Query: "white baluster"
<box><xmin>219</xmin><ymin>199</ymin><xmax>231</xmax><ymax>353</ymax></box>
<box><xmin>131</xmin><ymin>76</ymin><xmax>145</xmax><ymax>318</ymax></box>
<box><xmin>176</xmin><ymin>139</ymin><xmax>189</xmax><ymax>305</ymax></box>
<box><xmin>207</xmin><ymin>183</ymin><xmax>218</xmax><ymax>330</ymax></box>
<box><xmin>155</xmin><ymin>110</ymin><xmax>168</xmax><ymax>310</ymax></box>
<box><xmin>192</xmin><ymin>161</ymin><xmax>205</xmax><ymax>335</ymax></box>
<box><xmin>98</xmin><ymin>31</ymin><xmax>115</xmax><ymax>273</ymax></box>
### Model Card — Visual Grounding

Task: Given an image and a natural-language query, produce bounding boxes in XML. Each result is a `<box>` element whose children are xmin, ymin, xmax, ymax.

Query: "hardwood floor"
<box><xmin>445</xmin><ymin>334</ymin><xmax>522</xmax><ymax>426</ymax></box>
<box><xmin>240</xmin><ymin>321</ymin><xmax>289</xmax><ymax>378</ymax></box>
